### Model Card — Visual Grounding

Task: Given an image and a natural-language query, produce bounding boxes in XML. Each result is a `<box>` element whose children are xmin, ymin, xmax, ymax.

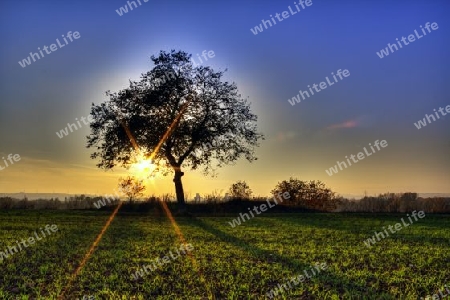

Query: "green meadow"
<box><xmin>0</xmin><ymin>210</ymin><xmax>448</xmax><ymax>299</ymax></box>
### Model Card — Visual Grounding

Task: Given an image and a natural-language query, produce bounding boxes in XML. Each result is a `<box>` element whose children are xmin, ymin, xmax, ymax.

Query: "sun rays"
<box><xmin>58</xmin><ymin>96</ymin><xmax>215</xmax><ymax>298</ymax></box>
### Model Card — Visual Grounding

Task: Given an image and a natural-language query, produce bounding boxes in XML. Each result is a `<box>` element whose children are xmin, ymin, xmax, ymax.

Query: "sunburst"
<box><xmin>130</xmin><ymin>152</ymin><xmax>158</xmax><ymax>179</ymax></box>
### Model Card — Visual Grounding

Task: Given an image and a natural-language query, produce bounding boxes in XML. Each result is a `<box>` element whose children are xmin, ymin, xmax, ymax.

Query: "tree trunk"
<box><xmin>173</xmin><ymin>169</ymin><xmax>187</xmax><ymax>213</ymax></box>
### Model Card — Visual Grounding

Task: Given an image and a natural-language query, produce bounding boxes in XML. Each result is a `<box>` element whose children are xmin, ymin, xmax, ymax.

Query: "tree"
<box><xmin>271</xmin><ymin>178</ymin><xmax>336</xmax><ymax>210</ymax></box>
<box><xmin>271</xmin><ymin>177</ymin><xmax>307</xmax><ymax>205</ymax></box>
<box><xmin>87</xmin><ymin>50</ymin><xmax>263</xmax><ymax>213</ymax></box>
<box><xmin>118</xmin><ymin>176</ymin><xmax>146</xmax><ymax>203</ymax></box>
<box><xmin>304</xmin><ymin>180</ymin><xmax>336</xmax><ymax>210</ymax></box>
<box><xmin>228</xmin><ymin>180</ymin><xmax>253</xmax><ymax>200</ymax></box>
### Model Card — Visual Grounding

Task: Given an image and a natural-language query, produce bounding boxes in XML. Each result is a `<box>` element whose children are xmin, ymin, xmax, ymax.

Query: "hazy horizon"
<box><xmin>2</xmin><ymin>192</ymin><xmax>450</xmax><ymax>202</ymax></box>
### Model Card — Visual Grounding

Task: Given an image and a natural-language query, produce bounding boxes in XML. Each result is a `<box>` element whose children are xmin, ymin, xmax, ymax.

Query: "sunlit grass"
<box><xmin>0</xmin><ymin>211</ymin><xmax>448</xmax><ymax>299</ymax></box>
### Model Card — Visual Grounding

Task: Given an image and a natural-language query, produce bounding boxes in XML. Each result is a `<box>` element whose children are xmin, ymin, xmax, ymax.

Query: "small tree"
<box><xmin>118</xmin><ymin>176</ymin><xmax>146</xmax><ymax>203</ymax></box>
<box><xmin>229</xmin><ymin>180</ymin><xmax>253</xmax><ymax>200</ymax></box>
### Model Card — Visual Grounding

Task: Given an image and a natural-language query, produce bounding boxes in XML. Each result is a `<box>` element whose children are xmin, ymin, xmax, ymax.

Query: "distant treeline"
<box><xmin>0</xmin><ymin>192</ymin><xmax>449</xmax><ymax>213</ymax></box>
<box><xmin>336</xmin><ymin>193</ymin><xmax>450</xmax><ymax>213</ymax></box>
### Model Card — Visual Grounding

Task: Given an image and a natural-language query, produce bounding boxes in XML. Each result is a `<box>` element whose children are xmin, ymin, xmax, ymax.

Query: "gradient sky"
<box><xmin>0</xmin><ymin>0</ymin><xmax>449</xmax><ymax>198</ymax></box>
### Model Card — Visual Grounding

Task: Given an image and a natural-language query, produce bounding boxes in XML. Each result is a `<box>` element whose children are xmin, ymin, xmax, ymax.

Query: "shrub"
<box><xmin>271</xmin><ymin>178</ymin><xmax>338</xmax><ymax>211</ymax></box>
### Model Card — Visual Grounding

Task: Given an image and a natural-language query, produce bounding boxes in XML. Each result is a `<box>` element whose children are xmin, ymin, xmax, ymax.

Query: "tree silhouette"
<box><xmin>87</xmin><ymin>50</ymin><xmax>263</xmax><ymax>213</ymax></box>
<box><xmin>271</xmin><ymin>178</ymin><xmax>336</xmax><ymax>210</ymax></box>
<box><xmin>118</xmin><ymin>176</ymin><xmax>146</xmax><ymax>203</ymax></box>
<box><xmin>228</xmin><ymin>180</ymin><xmax>253</xmax><ymax>200</ymax></box>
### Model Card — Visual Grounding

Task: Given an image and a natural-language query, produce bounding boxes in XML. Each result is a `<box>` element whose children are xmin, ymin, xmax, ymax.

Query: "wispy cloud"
<box><xmin>275</xmin><ymin>131</ymin><xmax>296</xmax><ymax>142</ymax></box>
<box><xmin>326</xmin><ymin>119</ymin><xmax>358</xmax><ymax>130</ymax></box>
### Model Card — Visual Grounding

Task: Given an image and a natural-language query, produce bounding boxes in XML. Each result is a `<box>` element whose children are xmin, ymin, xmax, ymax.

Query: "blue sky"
<box><xmin>0</xmin><ymin>0</ymin><xmax>449</xmax><ymax>197</ymax></box>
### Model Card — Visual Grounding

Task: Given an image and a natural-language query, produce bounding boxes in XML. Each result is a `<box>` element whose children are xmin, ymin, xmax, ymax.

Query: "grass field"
<box><xmin>0</xmin><ymin>210</ymin><xmax>449</xmax><ymax>299</ymax></box>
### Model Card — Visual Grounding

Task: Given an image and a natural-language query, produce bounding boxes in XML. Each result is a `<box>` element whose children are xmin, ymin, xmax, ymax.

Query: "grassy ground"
<box><xmin>0</xmin><ymin>210</ymin><xmax>448</xmax><ymax>299</ymax></box>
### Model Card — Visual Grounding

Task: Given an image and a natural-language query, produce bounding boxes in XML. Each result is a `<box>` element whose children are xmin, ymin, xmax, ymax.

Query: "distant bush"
<box><xmin>271</xmin><ymin>178</ymin><xmax>339</xmax><ymax>211</ymax></box>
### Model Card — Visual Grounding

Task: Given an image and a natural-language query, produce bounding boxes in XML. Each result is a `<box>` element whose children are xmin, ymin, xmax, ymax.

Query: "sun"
<box><xmin>130</xmin><ymin>152</ymin><xmax>157</xmax><ymax>179</ymax></box>
<box><xmin>135</xmin><ymin>159</ymin><xmax>153</xmax><ymax>172</ymax></box>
